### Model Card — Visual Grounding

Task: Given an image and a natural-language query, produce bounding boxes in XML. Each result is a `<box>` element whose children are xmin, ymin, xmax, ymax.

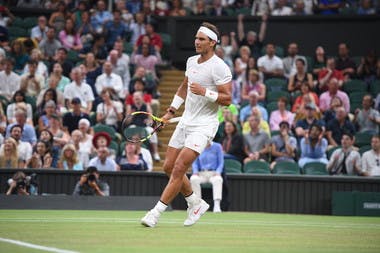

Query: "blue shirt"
<box><xmin>88</xmin><ymin>157</ymin><xmax>117</xmax><ymax>171</ymax></box>
<box><xmin>192</xmin><ymin>142</ymin><xmax>224</xmax><ymax>174</ymax></box>
<box><xmin>240</xmin><ymin>104</ymin><xmax>268</xmax><ymax>123</ymax></box>
<box><xmin>6</xmin><ymin>123</ymin><xmax>37</xmax><ymax>145</ymax></box>
<box><xmin>300</xmin><ymin>137</ymin><xmax>328</xmax><ymax>159</ymax></box>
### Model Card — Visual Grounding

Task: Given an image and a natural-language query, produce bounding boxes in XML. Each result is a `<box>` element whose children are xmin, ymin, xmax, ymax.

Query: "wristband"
<box><xmin>205</xmin><ymin>88</ymin><xmax>218</xmax><ymax>102</ymax></box>
<box><xmin>170</xmin><ymin>95</ymin><xmax>184</xmax><ymax>110</ymax></box>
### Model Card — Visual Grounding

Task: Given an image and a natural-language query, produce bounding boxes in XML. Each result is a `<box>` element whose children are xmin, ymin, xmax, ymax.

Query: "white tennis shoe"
<box><xmin>183</xmin><ymin>199</ymin><xmax>210</xmax><ymax>226</ymax></box>
<box><xmin>141</xmin><ymin>209</ymin><xmax>160</xmax><ymax>228</ymax></box>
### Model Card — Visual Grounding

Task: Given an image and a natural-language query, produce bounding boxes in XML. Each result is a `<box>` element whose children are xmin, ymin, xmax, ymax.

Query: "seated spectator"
<box><xmin>362</xmin><ymin>135</ymin><xmax>380</xmax><ymax>176</ymax></box>
<box><xmin>312</xmin><ymin>46</ymin><xmax>327</xmax><ymax>78</ymax></box>
<box><xmin>326</xmin><ymin>107</ymin><xmax>356</xmax><ymax>148</ymax></box>
<box><xmin>191</xmin><ymin>0</ymin><xmax>208</xmax><ymax>16</ymax></box>
<box><xmin>0</xmin><ymin>5</ymin><xmax>14</xmax><ymax>28</ymax></box>
<box><xmin>48</xmin><ymin>1</ymin><xmax>71</xmax><ymax>33</ymax></box>
<box><xmin>269</xmin><ymin>97</ymin><xmax>295</xmax><ymax>131</ymax></box>
<box><xmin>6</xmin><ymin>171</ymin><xmax>30</xmax><ymax>196</ymax></box>
<box><xmin>0</xmin><ymin>105</ymin><xmax>6</xmax><ymax>137</ymax></box>
<box><xmin>88</xmin><ymin>146</ymin><xmax>119</xmax><ymax>171</ymax></box>
<box><xmin>39</xmin><ymin>26</ymin><xmax>62</xmax><ymax>62</ymax></box>
<box><xmin>242</xmin><ymin>107</ymin><xmax>270</xmax><ymax>136</ymax></box>
<box><xmin>47</xmin><ymin>62</ymin><xmax>71</xmax><ymax>94</ymax></box>
<box><xmin>215</xmin><ymin>46</ymin><xmax>233</xmax><ymax>74</ymax></box>
<box><xmin>64</xmin><ymin>67</ymin><xmax>95</xmax><ymax>114</ymax></box>
<box><xmin>104</xmin><ymin>10</ymin><xmax>129</xmax><ymax>50</ymax></box>
<box><xmin>295</xmin><ymin>103</ymin><xmax>325</xmax><ymax>139</ymax></box>
<box><xmin>82</xmin><ymin>53</ymin><xmax>102</xmax><ymax>96</ymax></box>
<box><xmin>78</xmin><ymin>118</ymin><xmax>94</xmax><ymax>162</ymax></box>
<box><xmin>109</xmin><ymin>40</ymin><xmax>131</xmax><ymax>94</ymax></box>
<box><xmin>37</xmin><ymin>100</ymin><xmax>57</xmax><ymax>133</ymax></box>
<box><xmin>288</xmin><ymin>58</ymin><xmax>313</xmax><ymax>93</ymax></box>
<box><xmin>120</xmin><ymin>134</ymin><xmax>153</xmax><ymax>171</ymax></box>
<box><xmin>6</xmin><ymin>90</ymin><xmax>33</xmax><ymax>126</ymax></box>
<box><xmin>76</xmin><ymin>11</ymin><xmax>96</xmax><ymax>47</ymax></box>
<box><xmin>39</xmin><ymin>129</ymin><xmax>59</xmax><ymax>168</ymax></box>
<box><xmin>62</xmin><ymin>98</ymin><xmax>91</xmax><ymax>134</ymax></box>
<box><xmin>292</xmin><ymin>82</ymin><xmax>319</xmax><ymax>114</ymax></box>
<box><xmin>70</xmin><ymin>129</ymin><xmax>90</xmax><ymax>168</ymax></box>
<box><xmin>9</xmin><ymin>40</ymin><xmax>29</xmax><ymax>74</ymax></box>
<box><xmin>318</xmin><ymin>57</ymin><xmax>344</xmax><ymax>92</ymax></box>
<box><xmin>72</xmin><ymin>1</ymin><xmax>90</xmax><ymax>28</ymax></box>
<box><xmin>72</xmin><ymin>166</ymin><xmax>110</xmax><ymax>196</ymax></box>
<box><xmin>336</xmin><ymin>43</ymin><xmax>356</xmax><ymax>80</ymax></box>
<box><xmin>0</xmin><ymin>137</ymin><xmax>23</xmax><ymax>168</ymax></box>
<box><xmin>131</xmin><ymin>43</ymin><xmax>161</xmax><ymax>80</ymax></box>
<box><xmin>243</xmin><ymin>115</ymin><xmax>271</xmax><ymax>164</ymax></box>
<box><xmin>241</xmin><ymin>69</ymin><xmax>266</xmax><ymax>104</ymax></box>
<box><xmin>208</xmin><ymin>0</ymin><xmax>228</xmax><ymax>16</ymax></box>
<box><xmin>354</xmin><ymin>94</ymin><xmax>380</xmax><ymax>134</ymax></box>
<box><xmin>90</xmin><ymin>0</ymin><xmax>113</xmax><ymax>33</ymax></box>
<box><xmin>283</xmin><ymin>43</ymin><xmax>308</xmax><ymax>79</ymax></box>
<box><xmin>126</xmin><ymin>78</ymin><xmax>160</xmax><ymax>117</ymax></box>
<box><xmin>298</xmin><ymin>124</ymin><xmax>328</xmax><ymax>168</ymax></box>
<box><xmin>36</xmin><ymin>87</ymin><xmax>64</xmax><ymax>117</ymax></box>
<box><xmin>234</xmin><ymin>45</ymin><xmax>250</xmax><ymax>85</ymax></box>
<box><xmin>294</xmin><ymin>95</ymin><xmax>322</xmax><ymax>122</ymax></box>
<box><xmin>0</xmin><ymin>58</ymin><xmax>21</xmax><ymax>101</ymax></box>
<box><xmin>240</xmin><ymin>91</ymin><xmax>268</xmax><ymax>125</ymax></box>
<box><xmin>271</xmin><ymin>0</ymin><xmax>293</xmax><ymax>15</ymax></box>
<box><xmin>47</xmin><ymin>114</ymin><xmax>70</xmax><ymax>149</ymax></box>
<box><xmin>258</xmin><ymin>43</ymin><xmax>284</xmax><ymax>80</ymax></box>
<box><xmin>31</xmin><ymin>16</ymin><xmax>48</xmax><ymax>43</ymax></box>
<box><xmin>92</xmin><ymin>131</ymin><xmax>116</xmax><ymax>159</ymax></box>
<box><xmin>323</xmin><ymin>96</ymin><xmax>344</xmax><ymax>124</ymax></box>
<box><xmin>59</xmin><ymin>18</ymin><xmax>83</xmax><ymax>52</ymax></box>
<box><xmin>319</xmin><ymin>78</ymin><xmax>350</xmax><ymax>113</ymax></box>
<box><xmin>136</xmin><ymin>21</ymin><xmax>163</xmax><ymax>53</ymax></box>
<box><xmin>49</xmin><ymin>47</ymin><xmax>74</xmax><ymax>78</ymax></box>
<box><xmin>220</xmin><ymin>120</ymin><xmax>246</xmax><ymax>164</ymax></box>
<box><xmin>96</xmin><ymin>88</ymin><xmax>124</xmax><ymax>130</ymax></box>
<box><xmin>357</xmin><ymin>50</ymin><xmax>378</xmax><ymax>84</ymax></box>
<box><xmin>8</xmin><ymin>124</ymin><xmax>32</xmax><ymax>166</ymax></box>
<box><xmin>58</xmin><ymin>143</ymin><xmax>84</xmax><ymax>170</ymax></box>
<box><xmin>27</xmin><ymin>140</ymin><xmax>53</xmax><ymax>169</ymax></box>
<box><xmin>316</xmin><ymin>0</ymin><xmax>342</xmax><ymax>15</ymax></box>
<box><xmin>271</xmin><ymin>121</ymin><xmax>297</xmax><ymax>169</ymax></box>
<box><xmin>217</xmin><ymin>105</ymin><xmax>238</xmax><ymax>125</ymax></box>
<box><xmin>118</xmin><ymin>141</ymin><xmax>148</xmax><ymax>171</ymax></box>
<box><xmin>6</xmin><ymin>109</ymin><xmax>37</xmax><ymax>146</ymax></box>
<box><xmin>79</xmin><ymin>34</ymin><xmax>107</xmax><ymax>64</ymax></box>
<box><xmin>95</xmin><ymin>61</ymin><xmax>124</xmax><ymax>99</ymax></box>
<box><xmin>190</xmin><ymin>141</ymin><xmax>224</xmax><ymax>213</ymax></box>
<box><xmin>20</xmin><ymin>60</ymin><xmax>44</xmax><ymax>97</ymax></box>
<box><xmin>357</xmin><ymin>0</ymin><xmax>376</xmax><ymax>14</ymax></box>
<box><xmin>327</xmin><ymin>133</ymin><xmax>362</xmax><ymax>175</ymax></box>
<box><xmin>23</xmin><ymin>49</ymin><xmax>48</xmax><ymax>81</ymax></box>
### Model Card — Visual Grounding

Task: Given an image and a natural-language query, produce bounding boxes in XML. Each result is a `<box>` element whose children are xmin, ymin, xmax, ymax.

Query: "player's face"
<box><xmin>195</xmin><ymin>31</ymin><xmax>214</xmax><ymax>54</ymax></box>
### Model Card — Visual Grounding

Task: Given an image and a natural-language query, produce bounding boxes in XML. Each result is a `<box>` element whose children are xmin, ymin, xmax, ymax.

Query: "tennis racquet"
<box><xmin>122</xmin><ymin>111</ymin><xmax>181</xmax><ymax>143</ymax></box>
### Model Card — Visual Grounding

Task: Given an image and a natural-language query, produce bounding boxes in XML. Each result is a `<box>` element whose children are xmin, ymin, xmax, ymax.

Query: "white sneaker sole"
<box><xmin>184</xmin><ymin>200</ymin><xmax>210</xmax><ymax>226</ymax></box>
<box><xmin>141</xmin><ymin>218</ymin><xmax>156</xmax><ymax>228</ymax></box>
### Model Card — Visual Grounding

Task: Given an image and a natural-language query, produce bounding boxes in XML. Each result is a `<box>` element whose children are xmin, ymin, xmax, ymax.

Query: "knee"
<box><xmin>210</xmin><ymin>175</ymin><xmax>223</xmax><ymax>184</ymax></box>
<box><xmin>171</xmin><ymin>160</ymin><xmax>187</xmax><ymax>179</ymax></box>
<box><xmin>162</xmin><ymin>161</ymin><xmax>173</xmax><ymax>176</ymax></box>
<box><xmin>190</xmin><ymin>175</ymin><xmax>201</xmax><ymax>184</ymax></box>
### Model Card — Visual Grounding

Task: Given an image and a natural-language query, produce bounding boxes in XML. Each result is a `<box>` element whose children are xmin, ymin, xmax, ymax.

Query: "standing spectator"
<box><xmin>283</xmin><ymin>43</ymin><xmax>308</xmax><ymax>79</ymax></box>
<box><xmin>295</xmin><ymin>103</ymin><xmax>325</xmax><ymax>139</ymax></box>
<box><xmin>258</xmin><ymin>43</ymin><xmax>284</xmax><ymax>79</ymax></box>
<box><xmin>39</xmin><ymin>26</ymin><xmax>62</xmax><ymax>62</ymax></box>
<box><xmin>90</xmin><ymin>0</ymin><xmax>113</xmax><ymax>33</ymax></box>
<box><xmin>298</xmin><ymin>124</ymin><xmax>328</xmax><ymax>168</ymax></box>
<box><xmin>269</xmin><ymin>97</ymin><xmax>295</xmax><ymax>131</ymax></box>
<box><xmin>48</xmin><ymin>1</ymin><xmax>71</xmax><ymax>33</ymax></box>
<box><xmin>0</xmin><ymin>58</ymin><xmax>21</xmax><ymax>100</ymax></box>
<box><xmin>118</xmin><ymin>141</ymin><xmax>148</xmax><ymax>171</ymax></box>
<box><xmin>220</xmin><ymin>120</ymin><xmax>246</xmax><ymax>164</ymax></box>
<box><xmin>271</xmin><ymin>0</ymin><xmax>293</xmax><ymax>15</ymax></box>
<box><xmin>104</xmin><ymin>10</ymin><xmax>129</xmax><ymax>50</ymax></box>
<box><xmin>335</xmin><ymin>43</ymin><xmax>356</xmax><ymax>80</ymax></box>
<box><xmin>357</xmin><ymin>50</ymin><xmax>378</xmax><ymax>84</ymax></box>
<box><xmin>270</xmin><ymin>121</ymin><xmax>297</xmax><ymax>169</ymax></box>
<box><xmin>27</xmin><ymin>140</ymin><xmax>53</xmax><ymax>169</ymax></box>
<box><xmin>362</xmin><ymin>135</ymin><xmax>380</xmax><ymax>176</ymax></box>
<box><xmin>96</xmin><ymin>88</ymin><xmax>124</xmax><ymax>130</ymax></box>
<box><xmin>326</xmin><ymin>107</ymin><xmax>356</xmax><ymax>148</ymax></box>
<box><xmin>242</xmin><ymin>69</ymin><xmax>266</xmax><ymax>103</ymax></box>
<box><xmin>6</xmin><ymin>109</ymin><xmax>37</xmax><ymax>145</ymax></box>
<box><xmin>59</xmin><ymin>18</ymin><xmax>83</xmax><ymax>52</ymax></box>
<box><xmin>88</xmin><ymin>146</ymin><xmax>119</xmax><ymax>171</ymax></box>
<box><xmin>64</xmin><ymin>67</ymin><xmax>95</xmax><ymax>114</ymax></box>
<box><xmin>190</xmin><ymin>141</ymin><xmax>224</xmax><ymax>213</ymax></box>
<box><xmin>354</xmin><ymin>94</ymin><xmax>380</xmax><ymax>134</ymax></box>
<box><xmin>318</xmin><ymin>57</ymin><xmax>344</xmax><ymax>91</ymax></box>
<box><xmin>319</xmin><ymin>78</ymin><xmax>350</xmax><ymax>113</ymax></box>
<box><xmin>0</xmin><ymin>137</ymin><xmax>23</xmax><ymax>168</ymax></box>
<box><xmin>237</xmin><ymin>14</ymin><xmax>267</xmax><ymax>59</ymax></box>
<box><xmin>58</xmin><ymin>143</ymin><xmax>84</xmax><ymax>170</ymax></box>
<box><xmin>327</xmin><ymin>133</ymin><xmax>362</xmax><ymax>175</ymax></box>
<box><xmin>95</xmin><ymin>61</ymin><xmax>124</xmax><ymax>99</ymax></box>
<box><xmin>31</xmin><ymin>16</ymin><xmax>48</xmax><ymax>43</ymax></box>
<box><xmin>239</xmin><ymin>90</ymin><xmax>268</xmax><ymax>124</ymax></box>
<box><xmin>243</xmin><ymin>115</ymin><xmax>271</xmax><ymax>164</ymax></box>
<box><xmin>72</xmin><ymin>166</ymin><xmax>110</xmax><ymax>196</ymax></box>
<box><xmin>62</xmin><ymin>98</ymin><xmax>90</xmax><ymax>134</ymax></box>
<box><xmin>288</xmin><ymin>58</ymin><xmax>313</xmax><ymax>93</ymax></box>
<box><xmin>20</xmin><ymin>60</ymin><xmax>44</xmax><ymax>97</ymax></box>
<box><xmin>136</xmin><ymin>21</ymin><xmax>163</xmax><ymax>53</ymax></box>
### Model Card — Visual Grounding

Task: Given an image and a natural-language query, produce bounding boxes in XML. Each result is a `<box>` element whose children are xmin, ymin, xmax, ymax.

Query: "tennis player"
<box><xmin>141</xmin><ymin>22</ymin><xmax>232</xmax><ymax>227</ymax></box>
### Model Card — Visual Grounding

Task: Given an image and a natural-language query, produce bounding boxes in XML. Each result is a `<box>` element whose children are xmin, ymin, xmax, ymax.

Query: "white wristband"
<box><xmin>204</xmin><ymin>88</ymin><xmax>218</xmax><ymax>102</ymax></box>
<box><xmin>170</xmin><ymin>95</ymin><xmax>184</xmax><ymax>110</ymax></box>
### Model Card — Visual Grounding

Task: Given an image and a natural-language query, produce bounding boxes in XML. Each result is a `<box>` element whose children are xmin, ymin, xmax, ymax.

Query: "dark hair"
<box><xmin>278</xmin><ymin>96</ymin><xmax>288</xmax><ymax>105</ymax></box>
<box><xmin>36</xmin><ymin>140</ymin><xmax>52</xmax><ymax>155</ymax></box>
<box><xmin>86</xmin><ymin>166</ymin><xmax>98</xmax><ymax>173</ymax></box>
<box><xmin>12</xmin><ymin>90</ymin><xmax>26</xmax><ymax>103</ymax></box>
<box><xmin>342</xmin><ymin>131</ymin><xmax>354</xmax><ymax>140</ymax></box>
<box><xmin>296</xmin><ymin>58</ymin><xmax>305</xmax><ymax>66</ymax></box>
<box><xmin>39</xmin><ymin>129</ymin><xmax>54</xmax><ymax>145</ymax></box>
<box><xmin>10</xmin><ymin>124</ymin><xmax>23</xmax><ymax>133</ymax></box>
<box><xmin>309</xmin><ymin>123</ymin><xmax>322</xmax><ymax>133</ymax></box>
<box><xmin>58</xmin><ymin>47</ymin><xmax>68</xmax><ymax>54</ymax></box>
<box><xmin>200</xmin><ymin>22</ymin><xmax>220</xmax><ymax>49</ymax></box>
<box><xmin>27</xmin><ymin>59</ymin><xmax>38</xmax><ymax>66</ymax></box>
<box><xmin>223</xmin><ymin>120</ymin><xmax>237</xmax><ymax>136</ymax></box>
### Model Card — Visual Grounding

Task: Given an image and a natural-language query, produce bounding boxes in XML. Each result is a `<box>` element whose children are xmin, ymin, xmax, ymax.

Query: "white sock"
<box><xmin>213</xmin><ymin>199</ymin><xmax>221</xmax><ymax>212</ymax></box>
<box><xmin>153</xmin><ymin>201</ymin><xmax>168</xmax><ymax>214</ymax></box>
<box><xmin>185</xmin><ymin>192</ymin><xmax>200</xmax><ymax>206</ymax></box>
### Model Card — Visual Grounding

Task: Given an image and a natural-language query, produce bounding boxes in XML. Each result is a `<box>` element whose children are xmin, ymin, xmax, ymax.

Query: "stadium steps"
<box><xmin>153</xmin><ymin>69</ymin><xmax>185</xmax><ymax>171</ymax></box>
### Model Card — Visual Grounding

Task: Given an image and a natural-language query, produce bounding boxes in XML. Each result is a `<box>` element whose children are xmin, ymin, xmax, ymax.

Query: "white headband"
<box><xmin>198</xmin><ymin>26</ymin><xmax>218</xmax><ymax>42</ymax></box>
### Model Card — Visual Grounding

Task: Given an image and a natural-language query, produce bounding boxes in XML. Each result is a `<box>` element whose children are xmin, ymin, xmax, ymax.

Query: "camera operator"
<box><xmin>73</xmin><ymin>166</ymin><xmax>109</xmax><ymax>196</ymax></box>
<box><xmin>6</xmin><ymin>171</ymin><xmax>38</xmax><ymax>195</ymax></box>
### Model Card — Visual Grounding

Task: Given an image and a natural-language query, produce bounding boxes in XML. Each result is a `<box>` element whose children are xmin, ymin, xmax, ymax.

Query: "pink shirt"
<box><xmin>269</xmin><ymin>110</ymin><xmax>295</xmax><ymax>131</ymax></box>
<box><xmin>319</xmin><ymin>90</ymin><xmax>350</xmax><ymax>113</ymax></box>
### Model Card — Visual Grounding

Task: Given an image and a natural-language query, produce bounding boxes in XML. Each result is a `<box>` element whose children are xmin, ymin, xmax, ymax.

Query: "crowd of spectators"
<box><xmin>0</xmin><ymin>0</ymin><xmax>379</xmax><ymax>183</ymax></box>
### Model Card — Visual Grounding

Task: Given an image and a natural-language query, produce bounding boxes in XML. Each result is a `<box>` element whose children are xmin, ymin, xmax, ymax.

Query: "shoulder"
<box><xmin>362</xmin><ymin>150</ymin><xmax>372</xmax><ymax>159</ymax></box>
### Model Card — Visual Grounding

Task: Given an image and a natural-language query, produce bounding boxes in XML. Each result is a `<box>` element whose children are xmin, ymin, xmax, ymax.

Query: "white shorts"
<box><xmin>168</xmin><ymin>124</ymin><xmax>218</xmax><ymax>154</ymax></box>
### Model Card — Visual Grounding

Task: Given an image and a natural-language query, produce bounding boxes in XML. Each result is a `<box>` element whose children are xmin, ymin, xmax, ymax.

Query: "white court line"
<box><xmin>0</xmin><ymin>217</ymin><xmax>379</xmax><ymax>229</ymax></box>
<box><xmin>0</xmin><ymin>237</ymin><xmax>79</xmax><ymax>253</ymax></box>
